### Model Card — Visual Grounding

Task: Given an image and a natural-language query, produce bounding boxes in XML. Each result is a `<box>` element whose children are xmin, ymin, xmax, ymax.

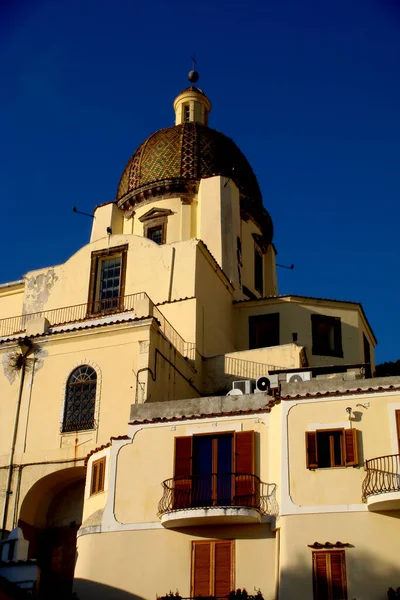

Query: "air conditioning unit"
<box><xmin>232</xmin><ymin>379</ymin><xmax>254</xmax><ymax>395</ymax></box>
<box><xmin>286</xmin><ymin>371</ymin><xmax>312</xmax><ymax>384</ymax></box>
<box><xmin>255</xmin><ymin>374</ymin><xmax>279</xmax><ymax>393</ymax></box>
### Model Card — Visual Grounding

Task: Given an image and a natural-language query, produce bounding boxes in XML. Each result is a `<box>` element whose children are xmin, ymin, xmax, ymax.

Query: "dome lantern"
<box><xmin>173</xmin><ymin>72</ymin><xmax>211</xmax><ymax>126</ymax></box>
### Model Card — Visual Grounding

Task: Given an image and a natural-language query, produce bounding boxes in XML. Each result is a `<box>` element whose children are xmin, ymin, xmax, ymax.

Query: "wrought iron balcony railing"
<box><xmin>362</xmin><ymin>454</ymin><xmax>400</xmax><ymax>500</ymax></box>
<box><xmin>158</xmin><ymin>473</ymin><xmax>277</xmax><ymax>517</ymax></box>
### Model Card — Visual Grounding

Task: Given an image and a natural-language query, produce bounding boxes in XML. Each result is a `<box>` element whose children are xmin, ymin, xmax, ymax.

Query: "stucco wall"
<box><xmin>114</xmin><ymin>416</ymin><xmax>270</xmax><ymax>525</ymax></box>
<box><xmin>286</xmin><ymin>392</ymin><xmax>400</xmax><ymax>507</ymax></box>
<box><xmin>279</xmin><ymin>512</ymin><xmax>400</xmax><ymax>600</ymax></box>
<box><xmin>21</xmin><ymin>235</ymin><xmax>198</xmax><ymax>315</ymax></box>
<box><xmin>0</xmin><ymin>283</ymin><xmax>24</xmax><ymax>319</ymax></box>
<box><xmin>75</xmin><ymin>525</ymin><xmax>276</xmax><ymax>600</ymax></box>
<box><xmin>234</xmin><ymin>297</ymin><xmax>373</xmax><ymax>367</ymax></box>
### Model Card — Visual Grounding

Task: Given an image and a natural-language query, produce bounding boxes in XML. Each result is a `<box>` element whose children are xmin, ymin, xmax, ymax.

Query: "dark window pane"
<box><xmin>311</xmin><ymin>314</ymin><xmax>343</xmax><ymax>357</ymax></box>
<box><xmin>249</xmin><ymin>313</ymin><xmax>280</xmax><ymax>349</ymax></box>
<box><xmin>254</xmin><ymin>247</ymin><xmax>263</xmax><ymax>294</ymax></box>
<box><xmin>332</xmin><ymin>431</ymin><xmax>343</xmax><ymax>466</ymax></box>
<box><xmin>99</xmin><ymin>256</ymin><xmax>121</xmax><ymax>309</ymax></box>
<box><xmin>317</xmin><ymin>432</ymin><xmax>331</xmax><ymax>468</ymax></box>
<box><xmin>217</xmin><ymin>435</ymin><xmax>233</xmax><ymax>505</ymax></box>
<box><xmin>147</xmin><ymin>226</ymin><xmax>163</xmax><ymax>245</ymax></box>
<box><xmin>316</xmin><ymin>430</ymin><xmax>343</xmax><ymax>468</ymax></box>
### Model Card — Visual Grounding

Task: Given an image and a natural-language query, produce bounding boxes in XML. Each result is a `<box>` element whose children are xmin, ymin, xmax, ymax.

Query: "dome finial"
<box><xmin>188</xmin><ymin>53</ymin><xmax>199</xmax><ymax>83</ymax></box>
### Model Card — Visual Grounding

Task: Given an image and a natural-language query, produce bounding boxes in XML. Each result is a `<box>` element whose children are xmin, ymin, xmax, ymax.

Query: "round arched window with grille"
<box><xmin>62</xmin><ymin>366</ymin><xmax>97</xmax><ymax>432</ymax></box>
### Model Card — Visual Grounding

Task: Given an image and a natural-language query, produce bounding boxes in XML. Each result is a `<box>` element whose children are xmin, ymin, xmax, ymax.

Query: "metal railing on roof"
<box><xmin>0</xmin><ymin>292</ymin><xmax>196</xmax><ymax>360</ymax></box>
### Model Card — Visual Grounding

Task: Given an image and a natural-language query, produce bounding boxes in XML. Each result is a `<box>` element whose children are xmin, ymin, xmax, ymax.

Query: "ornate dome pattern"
<box><xmin>116</xmin><ymin>122</ymin><xmax>262</xmax><ymax>205</ymax></box>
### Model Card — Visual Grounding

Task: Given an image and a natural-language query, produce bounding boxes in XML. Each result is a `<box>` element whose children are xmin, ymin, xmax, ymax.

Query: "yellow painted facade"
<box><xmin>2</xmin><ymin>73</ymin><xmax>396</xmax><ymax>600</ymax></box>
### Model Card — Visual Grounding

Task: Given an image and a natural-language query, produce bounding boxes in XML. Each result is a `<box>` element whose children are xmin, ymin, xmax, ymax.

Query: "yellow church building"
<box><xmin>0</xmin><ymin>71</ymin><xmax>399</xmax><ymax>600</ymax></box>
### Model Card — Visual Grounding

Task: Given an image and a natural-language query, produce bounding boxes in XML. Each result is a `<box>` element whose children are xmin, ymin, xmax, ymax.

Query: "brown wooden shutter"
<box><xmin>192</xmin><ymin>542</ymin><xmax>211</xmax><ymax>597</ymax></box>
<box><xmin>214</xmin><ymin>541</ymin><xmax>233</xmax><ymax>597</ymax></box>
<box><xmin>396</xmin><ymin>410</ymin><xmax>400</xmax><ymax>453</ymax></box>
<box><xmin>330</xmin><ymin>551</ymin><xmax>347</xmax><ymax>600</ymax></box>
<box><xmin>90</xmin><ymin>462</ymin><xmax>98</xmax><ymax>496</ymax></box>
<box><xmin>234</xmin><ymin>431</ymin><xmax>255</xmax><ymax>506</ymax></box>
<box><xmin>98</xmin><ymin>458</ymin><xmax>105</xmax><ymax>492</ymax></box>
<box><xmin>313</xmin><ymin>551</ymin><xmax>347</xmax><ymax>600</ymax></box>
<box><xmin>313</xmin><ymin>552</ymin><xmax>329</xmax><ymax>600</ymax></box>
<box><xmin>173</xmin><ymin>436</ymin><xmax>192</xmax><ymax>509</ymax></box>
<box><xmin>306</xmin><ymin>431</ymin><xmax>318</xmax><ymax>468</ymax></box>
<box><xmin>343</xmin><ymin>429</ymin><xmax>358</xmax><ymax>466</ymax></box>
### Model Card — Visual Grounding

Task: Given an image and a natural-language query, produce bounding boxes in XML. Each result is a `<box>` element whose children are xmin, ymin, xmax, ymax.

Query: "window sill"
<box><xmin>60</xmin><ymin>428</ymin><xmax>96</xmax><ymax>437</ymax></box>
<box><xmin>307</xmin><ymin>465</ymin><xmax>357</xmax><ymax>470</ymax></box>
<box><xmin>89</xmin><ymin>489</ymin><xmax>105</xmax><ymax>498</ymax></box>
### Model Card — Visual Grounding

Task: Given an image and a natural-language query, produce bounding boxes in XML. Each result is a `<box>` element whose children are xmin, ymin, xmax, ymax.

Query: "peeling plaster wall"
<box><xmin>23</xmin><ymin>269</ymin><xmax>58</xmax><ymax>314</ymax></box>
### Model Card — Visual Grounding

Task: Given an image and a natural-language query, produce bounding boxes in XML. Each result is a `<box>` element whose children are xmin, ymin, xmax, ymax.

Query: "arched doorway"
<box><xmin>18</xmin><ymin>466</ymin><xmax>85</xmax><ymax>599</ymax></box>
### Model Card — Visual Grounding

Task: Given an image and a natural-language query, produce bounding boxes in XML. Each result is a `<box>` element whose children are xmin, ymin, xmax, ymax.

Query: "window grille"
<box><xmin>62</xmin><ymin>365</ymin><xmax>97</xmax><ymax>432</ymax></box>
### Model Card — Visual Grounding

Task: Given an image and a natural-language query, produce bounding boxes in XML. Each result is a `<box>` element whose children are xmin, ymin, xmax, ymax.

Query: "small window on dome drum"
<box><xmin>184</xmin><ymin>104</ymin><xmax>190</xmax><ymax>122</ymax></box>
<box><xmin>147</xmin><ymin>226</ymin><xmax>163</xmax><ymax>245</ymax></box>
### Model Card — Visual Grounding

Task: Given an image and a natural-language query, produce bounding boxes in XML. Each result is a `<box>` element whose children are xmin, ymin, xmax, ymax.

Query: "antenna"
<box><xmin>276</xmin><ymin>263</ymin><xmax>294</xmax><ymax>270</ymax></box>
<box><xmin>72</xmin><ymin>206</ymin><xmax>94</xmax><ymax>219</ymax></box>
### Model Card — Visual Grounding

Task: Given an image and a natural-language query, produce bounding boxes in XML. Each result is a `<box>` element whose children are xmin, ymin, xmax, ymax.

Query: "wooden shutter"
<box><xmin>343</xmin><ymin>429</ymin><xmax>358</xmax><ymax>466</ymax></box>
<box><xmin>214</xmin><ymin>541</ymin><xmax>233</xmax><ymax>597</ymax></box>
<box><xmin>330</xmin><ymin>551</ymin><xmax>347</xmax><ymax>600</ymax></box>
<box><xmin>90</xmin><ymin>457</ymin><xmax>106</xmax><ymax>496</ymax></box>
<box><xmin>234</xmin><ymin>431</ymin><xmax>255</xmax><ymax>506</ymax></box>
<box><xmin>396</xmin><ymin>411</ymin><xmax>400</xmax><ymax>453</ymax></box>
<box><xmin>306</xmin><ymin>431</ymin><xmax>318</xmax><ymax>469</ymax></box>
<box><xmin>91</xmin><ymin>461</ymin><xmax>99</xmax><ymax>495</ymax></box>
<box><xmin>192</xmin><ymin>542</ymin><xmax>211</xmax><ymax>597</ymax></box>
<box><xmin>173</xmin><ymin>436</ymin><xmax>192</xmax><ymax>509</ymax></box>
<box><xmin>313</xmin><ymin>551</ymin><xmax>347</xmax><ymax>600</ymax></box>
<box><xmin>313</xmin><ymin>552</ymin><xmax>330</xmax><ymax>600</ymax></box>
<box><xmin>97</xmin><ymin>458</ymin><xmax>105</xmax><ymax>492</ymax></box>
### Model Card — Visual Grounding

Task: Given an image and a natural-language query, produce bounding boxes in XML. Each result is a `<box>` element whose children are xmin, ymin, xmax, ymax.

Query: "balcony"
<box><xmin>0</xmin><ymin>292</ymin><xmax>195</xmax><ymax>359</ymax></box>
<box><xmin>362</xmin><ymin>454</ymin><xmax>400</xmax><ymax>511</ymax></box>
<box><xmin>158</xmin><ymin>473</ymin><xmax>277</xmax><ymax>527</ymax></box>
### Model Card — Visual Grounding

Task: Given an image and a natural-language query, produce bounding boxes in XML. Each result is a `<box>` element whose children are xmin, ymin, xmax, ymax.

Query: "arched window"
<box><xmin>62</xmin><ymin>366</ymin><xmax>97</xmax><ymax>432</ymax></box>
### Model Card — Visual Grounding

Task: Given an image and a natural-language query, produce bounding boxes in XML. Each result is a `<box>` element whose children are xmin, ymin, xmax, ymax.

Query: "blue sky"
<box><xmin>1</xmin><ymin>0</ymin><xmax>399</xmax><ymax>363</ymax></box>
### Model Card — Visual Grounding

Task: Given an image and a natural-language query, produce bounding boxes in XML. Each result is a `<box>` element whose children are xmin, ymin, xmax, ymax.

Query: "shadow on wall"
<box><xmin>74</xmin><ymin>580</ymin><xmax>147</xmax><ymax>600</ymax></box>
<box><xmin>280</xmin><ymin>549</ymin><xmax>400</xmax><ymax>600</ymax></box>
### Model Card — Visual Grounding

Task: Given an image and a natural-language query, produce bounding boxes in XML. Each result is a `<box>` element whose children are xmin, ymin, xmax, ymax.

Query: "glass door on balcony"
<box><xmin>192</xmin><ymin>434</ymin><xmax>233</xmax><ymax>507</ymax></box>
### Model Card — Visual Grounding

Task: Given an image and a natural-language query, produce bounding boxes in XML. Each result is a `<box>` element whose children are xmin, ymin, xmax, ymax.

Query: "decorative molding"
<box><xmin>138</xmin><ymin>208</ymin><xmax>173</xmax><ymax>222</ymax></box>
<box><xmin>308</xmin><ymin>542</ymin><xmax>351</xmax><ymax>549</ymax></box>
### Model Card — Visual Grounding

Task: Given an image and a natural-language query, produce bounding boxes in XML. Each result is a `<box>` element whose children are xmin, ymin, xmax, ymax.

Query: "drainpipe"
<box><xmin>1</xmin><ymin>337</ymin><xmax>32</xmax><ymax>539</ymax></box>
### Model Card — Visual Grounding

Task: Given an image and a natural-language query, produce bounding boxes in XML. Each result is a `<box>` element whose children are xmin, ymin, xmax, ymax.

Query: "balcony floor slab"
<box><xmin>367</xmin><ymin>491</ymin><xmax>400</xmax><ymax>511</ymax></box>
<box><xmin>161</xmin><ymin>507</ymin><xmax>262</xmax><ymax>528</ymax></box>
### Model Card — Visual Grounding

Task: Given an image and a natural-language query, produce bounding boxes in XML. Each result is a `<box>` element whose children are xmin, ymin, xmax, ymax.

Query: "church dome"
<box><xmin>116</xmin><ymin>85</ymin><xmax>273</xmax><ymax>243</ymax></box>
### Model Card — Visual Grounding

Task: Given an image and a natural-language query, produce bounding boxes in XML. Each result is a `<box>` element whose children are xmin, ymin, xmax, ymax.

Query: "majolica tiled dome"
<box><xmin>116</xmin><ymin>122</ymin><xmax>262</xmax><ymax>205</ymax></box>
<box><xmin>116</xmin><ymin>91</ymin><xmax>273</xmax><ymax>242</ymax></box>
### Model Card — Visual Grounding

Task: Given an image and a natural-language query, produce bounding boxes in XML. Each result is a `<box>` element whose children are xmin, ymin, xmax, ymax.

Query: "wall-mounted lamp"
<box><xmin>106</xmin><ymin>227</ymin><xmax>112</xmax><ymax>235</ymax></box>
<box><xmin>346</xmin><ymin>407</ymin><xmax>352</xmax><ymax>415</ymax></box>
<box><xmin>18</xmin><ymin>336</ymin><xmax>33</xmax><ymax>358</ymax></box>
